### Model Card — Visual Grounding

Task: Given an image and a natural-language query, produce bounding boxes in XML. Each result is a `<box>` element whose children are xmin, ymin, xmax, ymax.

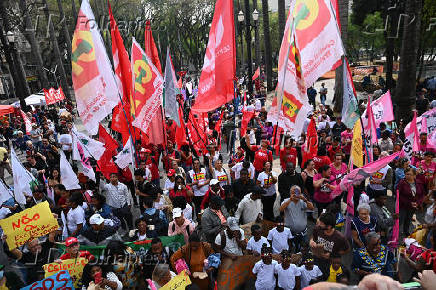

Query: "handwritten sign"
<box><xmin>217</xmin><ymin>256</ymin><xmax>259</xmax><ymax>289</ymax></box>
<box><xmin>43</xmin><ymin>258</ymin><xmax>88</xmax><ymax>288</ymax></box>
<box><xmin>0</xmin><ymin>201</ymin><xmax>59</xmax><ymax>249</ymax></box>
<box><xmin>21</xmin><ymin>270</ymin><xmax>73</xmax><ymax>290</ymax></box>
<box><xmin>161</xmin><ymin>270</ymin><xmax>191</xmax><ymax>290</ymax></box>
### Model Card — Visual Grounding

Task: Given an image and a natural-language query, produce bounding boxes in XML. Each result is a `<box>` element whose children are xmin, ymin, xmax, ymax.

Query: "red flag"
<box><xmin>252</xmin><ymin>67</ymin><xmax>260</xmax><ymax>81</ymax></box>
<box><xmin>240</xmin><ymin>111</ymin><xmax>255</xmax><ymax>137</ymax></box>
<box><xmin>108</xmin><ymin>2</ymin><xmax>133</xmax><ymax>145</ymax></box>
<box><xmin>175</xmin><ymin>105</ymin><xmax>187</xmax><ymax>148</ymax></box>
<box><xmin>97</xmin><ymin>124</ymin><xmax>119</xmax><ymax>179</ymax></box>
<box><xmin>177</xmin><ymin>78</ymin><xmax>183</xmax><ymax>89</ymax></box>
<box><xmin>192</xmin><ymin>0</ymin><xmax>236</xmax><ymax>113</ymax></box>
<box><xmin>43</xmin><ymin>87</ymin><xmax>65</xmax><ymax>105</ymax></box>
<box><xmin>144</xmin><ymin>20</ymin><xmax>162</xmax><ymax>74</ymax></box>
<box><xmin>214</xmin><ymin>111</ymin><xmax>225</xmax><ymax>133</ymax></box>
<box><xmin>273</xmin><ymin>125</ymin><xmax>283</xmax><ymax>155</ymax></box>
<box><xmin>302</xmin><ymin>118</ymin><xmax>318</xmax><ymax>166</ymax></box>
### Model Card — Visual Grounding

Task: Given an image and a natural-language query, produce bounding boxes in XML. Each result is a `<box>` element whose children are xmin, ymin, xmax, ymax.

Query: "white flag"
<box><xmin>11</xmin><ymin>148</ymin><xmax>34</xmax><ymax>205</ymax></box>
<box><xmin>60</xmin><ymin>151</ymin><xmax>81</xmax><ymax>190</ymax></box>
<box><xmin>72</xmin><ymin>0</ymin><xmax>120</xmax><ymax>135</ymax></box>
<box><xmin>115</xmin><ymin>138</ymin><xmax>134</xmax><ymax>169</ymax></box>
<box><xmin>0</xmin><ymin>179</ymin><xmax>14</xmax><ymax>205</ymax></box>
<box><xmin>72</xmin><ymin>129</ymin><xmax>105</xmax><ymax>161</ymax></box>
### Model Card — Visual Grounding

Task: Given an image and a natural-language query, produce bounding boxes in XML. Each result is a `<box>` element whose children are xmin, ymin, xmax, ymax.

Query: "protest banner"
<box><xmin>56</xmin><ymin>234</ymin><xmax>185</xmax><ymax>258</ymax></box>
<box><xmin>43</xmin><ymin>87</ymin><xmax>65</xmax><ymax>105</ymax></box>
<box><xmin>160</xmin><ymin>270</ymin><xmax>191</xmax><ymax>290</ymax></box>
<box><xmin>0</xmin><ymin>201</ymin><xmax>59</xmax><ymax>249</ymax></box>
<box><xmin>43</xmin><ymin>258</ymin><xmax>88</xmax><ymax>288</ymax></box>
<box><xmin>21</xmin><ymin>270</ymin><xmax>73</xmax><ymax>290</ymax></box>
<box><xmin>217</xmin><ymin>255</ymin><xmax>259</xmax><ymax>289</ymax></box>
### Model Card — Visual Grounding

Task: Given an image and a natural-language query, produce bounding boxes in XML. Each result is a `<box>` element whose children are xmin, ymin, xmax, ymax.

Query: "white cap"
<box><xmin>210</xmin><ymin>179</ymin><xmax>219</xmax><ymax>186</ymax></box>
<box><xmin>172</xmin><ymin>207</ymin><xmax>182</xmax><ymax>218</ymax></box>
<box><xmin>89</xmin><ymin>214</ymin><xmax>104</xmax><ymax>225</ymax></box>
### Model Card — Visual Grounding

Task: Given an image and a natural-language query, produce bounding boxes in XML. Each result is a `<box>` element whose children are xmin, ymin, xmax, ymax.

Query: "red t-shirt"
<box><xmin>327</xmin><ymin>145</ymin><xmax>343</xmax><ymax>162</ymax></box>
<box><xmin>418</xmin><ymin>250</ymin><xmax>436</xmax><ymax>273</ymax></box>
<box><xmin>60</xmin><ymin>251</ymin><xmax>95</xmax><ymax>261</ymax></box>
<box><xmin>167</xmin><ymin>121</ymin><xmax>177</xmax><ymax>144</ymax></box>
<box><xmin>313</xmin><ymin>156</ymin><xmax>331</xmax><ymax>171</ymax></box>
<box><xmin>252</xmin><ymin>147</ymin><xmax>273</xmax><ymax>172</ymax></box>
<box><xmin>145</xmin><ymin>156</ymin><xmax>160</xmax><ymax>180</ymax></box>
<box><xmin>280</xmin><ymin>147</ymin><xmax>297</xmax><ymax>170</ymax></box>
<box><xmin>169</xmin><ymin>185</ymin><xmax>193</xmax><ymax>203</ymax></box>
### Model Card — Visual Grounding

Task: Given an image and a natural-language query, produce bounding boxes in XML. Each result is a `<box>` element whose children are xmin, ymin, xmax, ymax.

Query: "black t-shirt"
<box><xmin>312</xmin><ymin>227</ymin><xmax>349</xmax><ymax>260</ymax></box>
<box><xmin>19</xmin><ymin>240</ymin><xmax>56</xmax><ymax>284</ymax></box>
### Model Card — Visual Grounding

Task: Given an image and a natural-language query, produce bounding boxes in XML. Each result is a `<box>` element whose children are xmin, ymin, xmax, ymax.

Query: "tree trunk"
<box><xmin>19</xmin><ymin>0</ymin><xmax>49</xmax><ymax>90</ymax></box>
<box><xmin>56</xmin><ymin>0</ymin><xmax>72</xmax><ymax>62</ymax></box>
<box><xmin>277</xmin><ymin>0</ymin><xmax>286</xmax><ymax>39</ymax></box>
<box><xmin>333</xmin><ymin>0</ymin><xmax>349</xmax><ymax>114</ymax></box>
<box><xmin>0</xmin><ymin>0</ymin><xmax>30</xmax><ymax>107</ymax></box>
<box><xmin>395</xmin><ymin>0</ymin><xmax>422</xmax><ymax>121</ymax></box>
<box><xmin>41</xmin><ymin>0</ymin><xmax>71</xmax><ymax>100</ymax></box>
<box><xmin>262</xmin><ymin>0</ymin><xmax>272</xmax><ymax>91</ymax></box>
<box><xmin>0</xmin><ymin>29</ymin><xmax>22</xmax><ymax>101</ymax></box>
<box><xmin>71</xmin><ymin>0</ymin><xmax>78</xmax><ymax>24</ymax></box>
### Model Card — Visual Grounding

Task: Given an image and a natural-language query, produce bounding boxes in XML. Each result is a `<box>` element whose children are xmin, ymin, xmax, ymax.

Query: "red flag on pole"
<box><xmin>175</xmin><ymin>105</ymin><xmax>187</xmax><ymax>148</ymax></box>
<box><xmin>240</xmin><ymin>111</ymin><xmax>255</xmax><ymax>137</ymax></box>
<box><xmin>252</xmin><ymin>67</ymin><xmax>260</xmax><ymax>81</ymax></box>
<box><xmin>108</xmin><ymin>2</ymin><xmax>134</xmax><ymax>145</ymax></box>
<box><xmin>97</xmin><ymin>124</ymin><xmax>119</xmax><ymax>179</ymax></box>
<box><xmin>192</xmin><ymin>0</ymin><xmax>236</xmax><ymax>113</ymax></box>
<box><xmin>302</xmin><ymin>118</ymin><xmax>318</xmax><ymax>166</ymax></box>
<box><xmin>144</xmin><ymin>20</ymin><xmax>162</xmax><ymax>74</ymax></box>
<box><xmin>43</xmin><ymin>87</ymin><xmax>65</xmax><ymax>105</ymax></box>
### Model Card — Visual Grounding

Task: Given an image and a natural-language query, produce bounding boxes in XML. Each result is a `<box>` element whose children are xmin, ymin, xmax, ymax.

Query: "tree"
<box><xmin>277</xmin><ymin>0</ymin><xmax>286</xmax><ymax>40</ymax></box>
<box><xmin>333</xmin><ymin>0</ymin><xmax>349</xmax><ymax>114</ymax></box>
<box><xmin>261</xmin><ymin>0</ymin><xmax>272</xmax><ymax>90</ymax></box>
<box><xmin>395</xmin><ymin>0</ymin><xmax>422</xmax><ymax>120</ymax></box>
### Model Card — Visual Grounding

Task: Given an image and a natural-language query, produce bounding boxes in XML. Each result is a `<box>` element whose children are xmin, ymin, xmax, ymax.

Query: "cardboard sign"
<box><xmin>161</xmin><ymin>270</ymin><xmax>191</xmax><ymax>290</ymax></box>
<box><xmin>0</xmin><ymin>201</ymin><xmax>59</xmax><ymax>249</ymax></box>
<box><xmin>21</xmin><ymin>270</ymin><xmax>73</xmax><ymax>290</ymax></box>
<box><xmin>43</xmin><ymin>258</ymin><xmax>88</xmax><ymax>288</ymax></box>
<box><xmin>217</xmin><ymin>256</ymin><xmax>260</xmax><ymax>289</ymax></box>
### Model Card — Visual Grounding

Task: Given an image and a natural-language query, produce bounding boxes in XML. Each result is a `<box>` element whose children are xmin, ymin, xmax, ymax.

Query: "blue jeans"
<box><xmin>320</xmin><ymin>94</ymin><xmax>326</xmax><ymax>105</ymax></box>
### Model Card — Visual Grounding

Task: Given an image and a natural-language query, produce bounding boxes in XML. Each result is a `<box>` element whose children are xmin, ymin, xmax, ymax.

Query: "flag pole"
<box><xmin>70</xmin><ymin>129</ymin><xmax>102</xmax><ymax>171</ymax></box>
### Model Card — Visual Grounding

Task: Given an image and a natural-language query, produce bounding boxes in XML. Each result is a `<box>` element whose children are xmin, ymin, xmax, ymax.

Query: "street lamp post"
<box><xmin>252</xmin><ymin>8</ymin><xmax>260</xmax><ymax>72</ymax></box>
<box><xmin>237</xmin><ymin>11</ymin><xmax>244</xmax><ymax>77</ymax></box>
<box><xmin>244</xmin><ymin>0</ymin><xmax>253</xmax><ymax>95</ymax></box>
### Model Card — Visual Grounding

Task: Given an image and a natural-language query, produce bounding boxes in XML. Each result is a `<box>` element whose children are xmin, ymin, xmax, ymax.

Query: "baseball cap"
<box><xmin>65</xmin><ymin>237</ymin><xmax>79</xmax><ymax>247</ymax></box>
<box><xmin>210</xmin><ymin>179</ymin><xmax>219</xmax><ymax>186</ymax></box>
<box><xmin>89</xmin><ymin>214</ymin><xmax>104</xmax><ymax>225</ymax></box>
<box><xmin>167</xmin><ymin>169</ymin><xmax>176</xmax><ymax>177</ymax></box>
<box><xmin>172</xmin><ymin>207</ymin><xmax>183</xmax><ymax>218</ymax></box>
<box><xmin>227</xmin><ymin>217</ymin><xmax>240</xmax><ymax>231</ymax></box>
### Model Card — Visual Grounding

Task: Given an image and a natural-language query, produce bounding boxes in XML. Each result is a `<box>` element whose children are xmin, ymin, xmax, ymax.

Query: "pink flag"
<box><xmin>362</xmin><ymin>91</ymin><xmax>394</xmax><ymax>128</ymax></box>
<box><xmin>20</xmin><ymin>110</ymin><xmax>32</xmax><ymax>135</ymax></box>
<box><xmin>403</xmin><ymin>111</ymin><xmax>419</xmax><ymax>160</ymax></box>
<box><xmin>331</xmin><ymin>151</ymin><xmax>402</xmax><ymax>199</ymax></box>
<box><xmin>388</xmin><ymin>189</ymin><xmax>400</xmax><ymax>249</ymax></box>
<box><xmin>365</xmin><ymin>96</ymin><xmax>378</xmax><ymax>145</ymax></box>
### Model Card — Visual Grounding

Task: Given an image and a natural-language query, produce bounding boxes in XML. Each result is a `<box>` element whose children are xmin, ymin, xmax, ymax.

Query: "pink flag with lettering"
<box><xmin>362</xmin><ymin>91</ymin><xmax>395</xmax><ymax>128</ymax></box>
<box><xmin>402</xmin><ymin>111</ymin><xmax>419</xmax><ymax>160</ymax></box>
<box><xmin>364</xmin><ymin>96</ymin><xmax>378</xmax><ymax>145</ymax></box>
<box><xmin>331</xmin><ymin>151</ymin><xmax>402</xmax><ymax>199</ymax></box>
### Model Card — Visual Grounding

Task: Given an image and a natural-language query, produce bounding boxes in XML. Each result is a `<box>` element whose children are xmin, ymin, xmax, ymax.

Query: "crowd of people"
<box><xmin>0</xmin><ymin>78</ymin><xmax>434</xmax><ymax>290</ymax></box>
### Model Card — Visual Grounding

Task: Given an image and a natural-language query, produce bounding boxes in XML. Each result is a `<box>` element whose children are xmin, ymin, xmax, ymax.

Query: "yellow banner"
<box><xmin>43</xmin><ymin>258</ymin><xmax>88</xmax><ymax>288</ymax></box>
<box><xmin>0</xmin><ymin>201</ymin><xmax>59</xmax><ymax>249</ymax></box>
<box><xmin>161</xmin><ymin>270</ymin><xmax>191</xmax><ymax>290</ymax></box>
<box><xmin>351</xmin><ymin>119</ymin><xmax>363</xmax><ymax>168</ymax></box>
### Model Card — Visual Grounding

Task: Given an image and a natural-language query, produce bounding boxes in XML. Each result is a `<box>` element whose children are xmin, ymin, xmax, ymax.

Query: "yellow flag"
<box><xmin>351</xmin><ymin>119</ymin><xmax>363</xmax><ymax>168</ymax></box>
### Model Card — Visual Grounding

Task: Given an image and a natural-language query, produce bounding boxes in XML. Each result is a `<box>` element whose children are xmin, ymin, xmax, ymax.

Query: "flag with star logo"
<box><xmin>71</xmin><ymin>128</ymin><xmax>105</xmax><ymax>161</ymax></box>
<box><xmin>115</xmin><ymin>137</ymin><xmax>134</xmax><ymax>169</ymax></box>
<box><xmin>71</xmin><ymin>0</ymin><xmax>119</xmax><ymax>135</ymax></box>
<box><xmin>130</xmin><ymin>37</ymin><xmax>163</xmax><ymax>135</ymax></box>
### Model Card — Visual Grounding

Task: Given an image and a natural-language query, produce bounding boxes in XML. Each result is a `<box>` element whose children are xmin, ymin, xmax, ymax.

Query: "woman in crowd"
<box><xmin>313</xmin><ymin>165</ymin><xmax>336</xmax><ymax>216</ymax></box>
<box><xmin>351</xmin><ymin>203</ymin><xmax>378</xmax><ymax>248</ymax></box>
<box><xmin>256</xmin><ymin>161</ymin><xmax>277</xmax><ymax>221</ymax></box>
<box><xmin>169</xmin><ymin>175</ymin><xmax>193</xmax><ymax>203</ymax></box>
<box><xmin>170</xmin><ymin>233</ymin><xmax>215</xmax><ymax>289</ymax></box>
<box><xmin>301</xmin><ymin>159</ymin><xmax>317</xmax><ymax>200</ymax></box>
<box><xmin>208</xmin><ymin>158</ymin><xmax>229</xmax><ymax>188</ymax></box>
<box><xmin>82</xmin><ymin>264</ymin><xmax>122</xmax><ymax>290</ymax></box>
<box><xmin>187</xmin><ymin>158</ymin><xmax>210</xmax><ymax>211</ymax></box>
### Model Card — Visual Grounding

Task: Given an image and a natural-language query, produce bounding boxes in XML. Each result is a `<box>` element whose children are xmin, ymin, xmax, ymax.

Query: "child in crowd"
<box><xmin>247</xmin><ymin>224</ymin><xmax>270</xmax><ymax>256</ymax></box>
<box><xmin>326</xmin><ymin>254</ymin><xmax>345</xmax><ymax>282</ymax></box>
<box><xmin>252</xmin><ymin>244</ymin><xmax>277</xmax><ymax>290</ymax></box>
<box><xmin>299</xmin><ymin>256</ymin><xmax>323</xmax><ymax>288</ymax></box>
<box><xmin>274</xmin><ymin>250</ymin><xmax>301</xmax><ymax>290</ymax></box>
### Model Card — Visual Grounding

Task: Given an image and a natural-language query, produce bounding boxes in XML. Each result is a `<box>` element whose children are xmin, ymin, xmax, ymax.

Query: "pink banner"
<box><xmin>388</xmin><ymin>189</ymin><xmax>400</xmax><ymax>249</ymax></box>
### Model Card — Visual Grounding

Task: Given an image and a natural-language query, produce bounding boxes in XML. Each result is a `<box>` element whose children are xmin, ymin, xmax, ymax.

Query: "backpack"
<box><xmin>143</xmin><ymin>210</ymin><xmax>164</xmax><ymax>238</ymax></box>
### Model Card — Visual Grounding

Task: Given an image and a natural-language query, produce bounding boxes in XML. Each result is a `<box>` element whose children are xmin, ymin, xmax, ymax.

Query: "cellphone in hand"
<box><xmin>94</xmin><ymin>271</ymin><xmax>103</xmax><ymax>284</ymax></box>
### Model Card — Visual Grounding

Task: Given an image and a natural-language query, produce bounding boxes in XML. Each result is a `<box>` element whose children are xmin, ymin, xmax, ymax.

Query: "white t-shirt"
<box><xmin>252</xmin><ymin>260</ymin><xmax>278</xmax><ymax>290</ymax></box>
<box><xmin>255</xmin><ymin>99</ymin><xmax>262</xmax><ymax>111</ymax></box>
<box><xmin>213</xmin><ymin>168</ymin><xmax>229</xmax><ymax>187</ymax></box>
<box><xmin>188</xmin><ymin>168</ymin><xmax>209</xmax><ymax>197</ymax></box>
<box><xmin>267</xmin><ymin>227</ymin><xmax>293</xmax><ymax>254</ymax></box>
<box><xmin>299</xmin><ymin>265</ymin><xmax>323</xmax><ymax>288</ymax></box>
<box><xmin>275</xmin><ymin>263</ymin><xmax>301</xmax><ymax>290</ymax></box>
<box><xmin>246</xmin><ymin>236</ymin><xmax>270</xmax><ymax>255</ymax></box>
<box><xmin>215</xmin><ymin>229</ymin><xmax>245</xmax><ymax>256</ymax></box>
<box><xmin>231</xmin><ymin>162</ymin><xmax>255</xmax><ymax>180</ymax></box>
<box><xmin>183</xmin><ymin>204</ymin><xmax>193</xmax><ymax>222</ymax></box>
<box><xmin>257</xmin><ymin>172</ymin><xmax>277</xmax><ymax>196</ymax></box>
<box><xmin>66</xmin><ymin>206</ymin><xmax>85</xmax><ymax>233</ymax></box>
<box><xmin>164</xmin><ymin>178</ymin><xmax>175</xmax><ymax>192</ymax></box>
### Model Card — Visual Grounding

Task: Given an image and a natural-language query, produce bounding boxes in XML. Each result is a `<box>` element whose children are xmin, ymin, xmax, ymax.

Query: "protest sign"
<box><xmin>43</xmin><ymin>258</ymin><xmax>88</xmax><ymax>288</ymax></box>
<box><xmin>43</xmin><ymin>87</ymin><xmax>65</xmax><ymax>105</ymax></box>
<box><xmin>161</xmin><ymin>270</ymin><xmax>191</xmax><ymax>290</ymax></box>
<box><xmin>21</xmin><ymin>270</ymin><xmax>73</xmax><ymax>290</ymax></box>
<box><xmin>0</xmin><ymin>201</ymin><xmax>59</xmax><ymax>249</ymax></box>
<box><xmin>217</xmin><ymin>255</ymin><xmax>259</xmax><ymax>289</ymax></box>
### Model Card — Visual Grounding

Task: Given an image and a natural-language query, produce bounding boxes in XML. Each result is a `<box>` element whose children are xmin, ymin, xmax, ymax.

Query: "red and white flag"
<box><xmin>252</xmin><ymin>67</ymin><xmax>260</xmax><ymax>81</ymax></box>
<box><xmin>71</xmin><ymin>0</ymin><xmax>119</xmax><ymax>135</ymax></box>
<box><xmin>19</xmin><ymin>110</ymin><xmax>31</xmax><ymax>135</ymax></box>
<box><xmin>43</xmin><ymin>87</ymin><xmax>65</xmax><ymax>105</ymax></box>
<box><xmin>130</xmin><ymin>37</ymin><xmax>164</xmax><ymax>135</ymax></box>
<box><xmin>192</xmin><ymin>0</ymin><xmax>236</xmax><ymax>113</ymax></box>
